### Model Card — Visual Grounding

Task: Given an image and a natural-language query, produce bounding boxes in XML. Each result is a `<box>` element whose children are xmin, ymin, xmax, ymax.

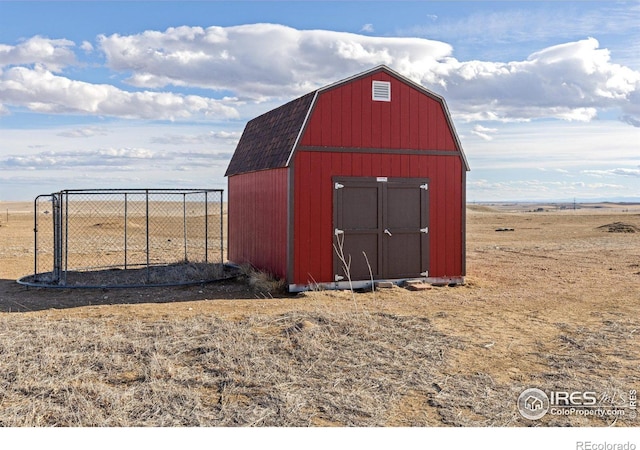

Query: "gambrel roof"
<box><xmin>225</xmin><ymin>65</ymin><xmax>469</xmax><ymax>177</ymax></box>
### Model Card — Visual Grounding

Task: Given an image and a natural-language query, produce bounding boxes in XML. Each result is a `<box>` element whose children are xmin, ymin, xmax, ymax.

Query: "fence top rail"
<box><xmin>49</xmin><ymin>188</ymin><xmax>223</xmax><ymax>196</ymax></box>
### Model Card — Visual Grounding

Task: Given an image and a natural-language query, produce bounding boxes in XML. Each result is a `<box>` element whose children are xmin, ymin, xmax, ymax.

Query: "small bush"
<box><xmin>240</xmin><ymin>265</ymin><xmax>286</xmax><ymax>295</ymax></box>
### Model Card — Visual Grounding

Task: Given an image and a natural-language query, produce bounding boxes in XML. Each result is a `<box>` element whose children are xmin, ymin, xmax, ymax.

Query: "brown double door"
<box><xmin>333</xmin><ymin>177</ymin><xmax>429</xmax><ymax>282</ymax></box>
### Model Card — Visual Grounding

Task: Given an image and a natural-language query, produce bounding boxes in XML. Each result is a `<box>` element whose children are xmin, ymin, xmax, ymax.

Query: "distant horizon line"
<box><xmin>2</xmin><ymin>199</ymin><xmax>640</xmax><ymax>205</ymax></box>
<box><xmin>469</xmin><ymin>199</ymin><xmax>640</xmax><ymax>205</ymax></box>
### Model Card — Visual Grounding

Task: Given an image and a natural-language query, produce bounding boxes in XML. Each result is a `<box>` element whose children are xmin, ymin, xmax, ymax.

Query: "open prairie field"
<box><xmin>0</xmin><ymin>201</ymin><xmax>639</xmax><ymax>427</ymax></box>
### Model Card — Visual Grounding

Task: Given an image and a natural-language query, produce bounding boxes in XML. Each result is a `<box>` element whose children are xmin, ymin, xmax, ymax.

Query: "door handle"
<box><xmin>384</xmin><ymin>229</ymin><xmax>393</xmax><ymax>236</ymax></box>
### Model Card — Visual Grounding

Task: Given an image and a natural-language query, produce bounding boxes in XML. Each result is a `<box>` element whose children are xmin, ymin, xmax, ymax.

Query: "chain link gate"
<box><xmin>18</xmin><ymin>189</ymin><xmax>227</xmax><ymax>288</ymax></box>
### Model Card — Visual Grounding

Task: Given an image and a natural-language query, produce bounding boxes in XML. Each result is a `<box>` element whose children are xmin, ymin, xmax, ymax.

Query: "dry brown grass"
<box><xmin>1</xmin><ymin>201</ymin><xmax>639</xmax><ymax>427</ymax></box>
<box><xmin>597</xmin><ymin>221</ymin><xmax>639</xmax><ymax>233</ymax></box>
<box><xmin>0</xmin><ymin>309</ymin><xmax>457</xmax><ymax>426</ymax></box>
<box><xmin>240</xmin><ymin>264</ymin><xmax>287</xmax><ymax>297</ymax></box>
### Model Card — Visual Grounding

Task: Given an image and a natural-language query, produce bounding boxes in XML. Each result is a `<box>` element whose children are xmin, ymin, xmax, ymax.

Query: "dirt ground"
<box><xmin>0</xmin><ymin>201</ymin><xmax>639</xmax><ymax>426</ymax></box>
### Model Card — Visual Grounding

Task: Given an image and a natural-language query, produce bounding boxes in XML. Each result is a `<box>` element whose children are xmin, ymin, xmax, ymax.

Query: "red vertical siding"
<box><xmin>301</xmin><ymin>73</ymin><xmax>457</xmax><ymax>151</ymax></box>
<box><xmin>229</xmin><ymin>69</ymin><xmax>465</xmax><ymax>288</ymax></box>
<box><xmin>290</xmin><ymin>71</ymin><xmax>465</xmax><ymax>286</ymax></box>
<box><xmin>351</xmin><ymin>84</ymin><xmax>362</xmax><ymax>147</ymax></box>
<box><xmin>399</xmin><ymin>82</ymin><xmax>411</xmax><ymax>149</ymax></box>
<box><xmin>292</xmin><ymin>151</ymin><xmax>464</xmax><ymax>285</ymax></box>
<box><xmin>228</xmin><ymin>169</ymin><xmax>288</xmax><ymax>279</ymax></box>
<box><xmin>341</xmin><ymin>84</ymin><xmax>352</xmax><ymax>148</ymax></box>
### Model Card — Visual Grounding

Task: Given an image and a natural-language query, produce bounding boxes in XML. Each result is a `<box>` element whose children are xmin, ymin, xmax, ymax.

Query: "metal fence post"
<box><xmin>204</xmin><ymin>191</ymin><xmax>209</xmax><ymax>264</ymax></box>
<box><xmin>63</xmin><ymin>190</ymin><xmax>69</xmax><ymax>286</ymax></box>
<box><xmin>52</xmin><ymin>193</ymin><xmax>62</xmax><ymax>284</ymax></box>
<box><xmin>124</xmin><ymin>192</ymin><xmax>128</xmax><ymax>270</ymax></box>
<box><xmin>33</xmin><ymin>196</ymin><xmax>41</xmax><ymax>280</ymax></box>
<box><xmin>183</xmin><ymin>193</ymin><xmax>188</xmax><ymax>262</ymax></box>
<box><xmin>145</xmin><ymin>189</ymin><xmax>150</xmax><ymax>283</ymax></box>
<box><xmin>220</xmin><ymin>191</ymin><xmax>224</xmax><ymax>265</ymax></box>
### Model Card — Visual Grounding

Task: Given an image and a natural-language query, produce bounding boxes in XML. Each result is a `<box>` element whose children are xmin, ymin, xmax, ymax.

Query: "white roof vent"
<box><xmin>372</xmin><ymin>80</ymin><xmax>391</xmax><ymax>102</ymax></box>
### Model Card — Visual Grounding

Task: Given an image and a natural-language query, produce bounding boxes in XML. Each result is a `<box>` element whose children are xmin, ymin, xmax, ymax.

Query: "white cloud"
<box><xmin>582</xmin><ymin>168</ymin><xmax>640</xmax><ymax>178</ymax></box>
<box><xmin>360</xmin><ymin>24</ymin><xmax>374</xmax><ymax>33</ymax></box>
<box><xmin>98</xmin><ymin>24</ymin><xmax>453</xmax><ymax>98</ymax></box>
<box><xmin>0</xmin><ymin>147</ymin><xmax>232</xmax><ymax>170</ymax></box>
<box><xmin>469</xmin><ymin>124</ymin><xmax>498</xmax><ymax>140</ymax></box>
<box><xmin>621</xmin><ymin>114</ymin><xmax>640</xmax><ymax>127</ymax></box>
<box><xmin>1</xmin><ymin>148</ymin><xmax>154</xmax><ymax>169</ymax></box>
<box><xmin>538</xmin><ymin>168</ymin><xmax>572</xmax><ymax>174</ymax></box>
<box><xmin>554</xmin><ymin>107</ymin><xmax>598</xmax><ymax>122</ymax></box>
<box><xmin>80</xmin><ymin>41</ymin><xmax>94</xmax><ymax>53</ymax></box>
<box><xmin>57</xmin><ymin>127</ymin><xmax>110</xmax><ymax>138</ymax></box>
<box><xmin>441</xmin><ymin>38</ymin><xmax>640</xmax><ymax>125</ymax></box>
<box><xmin>474</xmin><ymin>125</ymin><xmax>498</xmax><ymax>133</ymax></box>
<box><xmin>0</xmin><ymin>36</ymin><xmax>76</xmax><ymax>71</ymax></box>
<box><xmin>150</xmin><ymin>131</ymin><xmax>241</xmax><ymax>145</ymax></box>
<box><xmin>95</xmin><ymin>26</ymin><xmax>640</xmax><ymax>127</ymax></box>
<box><xmin>0</xmin><ymin>65</ymin><xmax>239</xmax><ymax>120</ymax></box>
<box><xmin>1</xmin><ymin>25</ymin><xmax>639</xmax><ymax>132</ymax></box>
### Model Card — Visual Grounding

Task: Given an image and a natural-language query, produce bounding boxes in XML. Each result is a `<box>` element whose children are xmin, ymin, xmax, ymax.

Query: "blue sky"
<box><xmin>1</xmin><ymin>1</ymin><xmax>639</xmax><ymax>201</ymax></box>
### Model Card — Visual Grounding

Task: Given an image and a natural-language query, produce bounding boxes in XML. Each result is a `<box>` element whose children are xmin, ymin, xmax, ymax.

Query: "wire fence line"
<box><xmin>19</xmin><ymin>189</ymin><xmax>226</xmax><ymax>288</ymax></box>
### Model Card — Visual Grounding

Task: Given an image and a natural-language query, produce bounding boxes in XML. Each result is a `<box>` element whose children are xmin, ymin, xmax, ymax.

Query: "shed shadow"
<box><xmin>0</xmin><ymin>277</ymin><xmax>293</xmax><ymax>313</ymax></box>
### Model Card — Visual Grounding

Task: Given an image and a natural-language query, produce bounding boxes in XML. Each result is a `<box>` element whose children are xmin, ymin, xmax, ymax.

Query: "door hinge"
<box><xmin>420</xmin><ymin>184</ymin><xmax>429</xmax><ymax>190</ymax></box>
<box><xmin>334</xmin><ymin>228</ymin><xmax>344</xmax><ymax>236</ymax></box>
<box><xmin>334</xmin><ymin>182</ymin><xmax>344</xmax><ymax>190</ymax></box>
<box><xmin>420</xmin><ymin>227</ymin><xmax>429</xmax><ymax>234</ymax></box>
<box><xmin>420</xmin><ymin>271</ymin><xmax>429</xmax><ymax>277</ymax></box>
<box><xmin>335</xmin><ymin>274</ymin><xmax>344</xmax><ymax>282</ymax></box>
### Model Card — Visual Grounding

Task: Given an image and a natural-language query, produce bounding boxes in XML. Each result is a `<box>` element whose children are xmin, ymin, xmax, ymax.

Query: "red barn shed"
<box><xmin>225</xmin><ymin>65</ymin><xmax>469</xmax><ymax>291</ymax></box>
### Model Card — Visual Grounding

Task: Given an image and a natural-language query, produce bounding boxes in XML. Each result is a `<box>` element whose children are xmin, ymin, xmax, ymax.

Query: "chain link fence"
<box><xmin>18</xmin><ymin>189</ymin><xmax>227</xmax><ymax>288</ymax></box>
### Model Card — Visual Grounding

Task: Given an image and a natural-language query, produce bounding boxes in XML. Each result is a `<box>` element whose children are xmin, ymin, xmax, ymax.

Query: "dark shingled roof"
<box><xmin>225</xmin><ymin>91</ymin><xmax>316</xmax><ymax>177</ymax></box>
